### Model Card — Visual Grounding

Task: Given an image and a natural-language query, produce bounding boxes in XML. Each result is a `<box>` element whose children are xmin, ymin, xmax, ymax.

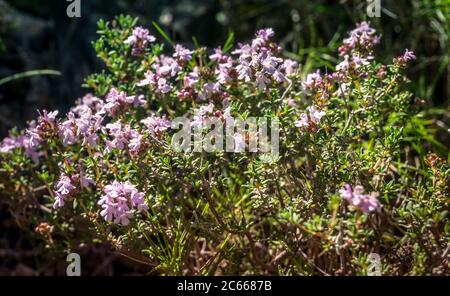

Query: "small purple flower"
<box><xmin>235</xmin><ymin>62</ymin><xmax>252</xmax><ymax>82</ymax></box>
<box><xmin>302</xmin><ymin>70</ymin><xmax>323</xmax><ymax>92</ymax></box>
<box><xmin>105</xmin><ymin>122</ymin><xmax>131</xmax><ymax>151</ymax></box>
<box><xmin>282</xmin><ymin>59</ymin><xmax>298</xmax><ymax>76</ymax></box>
<box><xmin>98</xmin><ymin>181</ymin><xmax>148</xmax><ymax>226</ymax></box>
<box><xmin>255</xmin><ymin>71</ymin><xmax>271</xmax><ymax>90</ymax></box>
<box><xmin>72</xmin><ymin>93</ymin><xmax>104</xmax><ymax>114</ymax></box>
<box><xmin>103</xmin><ymin>88</ymin><xmax>145</xmax><ymax>116</ymax></box>
<box><xmin>198</xmin><ymin>82</ymin><xmax>221</xmax><ymax>100</ymax></box>
<box><xmin>184</xmin><ymin>67</ymin><xmax>200</xmax><ymax>87</ymax></box>
<box><xmin>137</xmin><ymin>71</ymin><xmax>172</xmax><ymax>94</ymax></box>
<box><xmin>53</xmin><ymin>174</ymin><xmax>76</xmax><ymax>209</ymax></box>
<box><xmin>215</xmin><ymin>57</ymin><xmax>234</xmax><ymax>85</ymax></box>
<box><xmin>252</xmin><ymin>28</ymin><xmax>274</xmax><ymax>48</ymax></box>
<box><xmin>394</xmin><ymin>48</ymin><xmax>416</xmax><ymax>67</ymax></box>
<box><xmin>79</xmin><ymin>170</ymin><xmax>95</xmax><ymax>188</ymax></box>
<box><xmin>209</xmin><ymin>47</ymin><xmax>225</xmax><ymax>62</ymax></box>
<box><xmin>104</xmin><ymin>122</ymin><xmax>147</xmax><ymax>157</ymax></box>
<box><xmin>157</xmin><ymin>77</ymin><xmax>172</xmax><ymax>94</ymax></box>
<box><xmin>125</xmin><ymin>26</ymin><xmax>155</xmax><ymax>56</ymax></box>
<box><xmin>339</xmin><ymin>22</ymin><xmax>379</xmax><ymax>57</ymax></box>
<box><xmin>0</xmin><ymin>136</ymin><xmax>20</xmax><ymax>153</ymax></box>
<box><xmin>294</xmin><ymin>113</ymin><xmax>310</xmax><ymax>129</ymax></box>
<box><xmin>339</xmin><ymin>184</ymin><xmax>381</xmax><ymax>213</ymax></box>
<box><xmin>308</xmin><ymin>105</ymin><xmax>326</xmax><ymax>123</ymax></box>
<box><xmin>128</xmin><ymin>133</ymin><xmax>148</xmax><ymax>158</ymax></box>
<box><xmin>141</xmin><ymin>115</ymin><xmax>171</xmax><ymax>137</ymax></box>
<box><xmin>294</xmin><ymin>106</ymin><xmax>325</xmax><ymax>133</ymax></box>
<box><xmin>29</xmin><ymin>110</ymin><xmax>59</xmax><ymax>146</ymax></box>
<box><xmin>173</xmin><ymin>44</ymin><xmax>193</xmax><ymax>62</ymax></box>
<box><xmin>53</xmin><ymin>171</ymin><xmax>95</xmax><ymax>210</ymax></box>
<box><xmin>59</xmin><ymin>107</ymin><xmax>104</xmax><ymax>148</ymax></box>
<box><xmin>191</xmin><ymin>103</ymin><xmax>215</xmax><ymax>129</ymax></box>
<box><xmin>59</xmin><ymin>112</ymin><xmax>78</xmax><ymax>145</ymax></box>
<box><xmin>403</xmin><ymin>49</ymin><xmax>416</xmax><ymax>61</ymax></box>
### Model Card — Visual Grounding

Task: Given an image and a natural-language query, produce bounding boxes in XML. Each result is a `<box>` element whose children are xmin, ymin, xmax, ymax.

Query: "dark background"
<box><xmin>0</xmin><ymin>0</ymin><xmax>448</xmax><ymax>275</ymax></box>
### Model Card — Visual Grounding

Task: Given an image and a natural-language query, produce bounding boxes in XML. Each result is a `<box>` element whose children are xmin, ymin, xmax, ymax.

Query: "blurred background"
<box><xmin>0</xmin><ymin>0</ymin><xmax>448</xmax><ymax>275</ymax></box>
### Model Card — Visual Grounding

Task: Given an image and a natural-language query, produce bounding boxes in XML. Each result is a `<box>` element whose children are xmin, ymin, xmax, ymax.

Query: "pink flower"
<box><xmin>137</xmin><ymin>71</ymin><xmax>157</xmax><ymax>87</ymax></box>
<box><xmin>137</xmin><ymin>71</ymin><xmax>172</xmax><ymax>94</ymax></box>
<box><xmin>105</xmin><ymin>122</ymin><xmax>147</xmax><ymax>157</ymax></box>
<box><xmin>209</xmin><ymin>47</ymin><xmax>226</xmax><ymax>62</ymax></box>
<box><xmin>308</xmin><ymin>105</ymin><xmax>326</xmax><ymax>123</ymax></box>
<box><xmin>59</xmin><ymin>107</ymin><xmax>104</xmax><ymax>147</ymax></box>
<box><xmin>98</xmin><ymin>181</ymin><xmax>148</xmax><ymax>226</ymax></box>
<box><xmin>173</xmin><ymin>44</ymin><xmax>193</xmax><ymax>62</ymax></box>
<box><xmin>53</xmin><ymin>172</ymin><xmax>94</xmax><ymax>209</ymax></box>
<box><xmin>229</xmin><ymin>29</ymin><xmax>290</xmax><ymax>90</ymax></box>
<box><xmin>294</xmin><ymin>106</ymin><xmax>325</xmax><ymax>132</ymax></box>
<box><xmin>103</xmin><ymin>88</ymin><xmax>145</xmax><ymax>116</ymax></box>
<box><xmin>53</xmin><ymin>174</ymin><xmax>76</xmax><ymax>209</ymax></box>
<box><xmin>403</xmin><ymin>49</ymin><xmax>416</xmax><ymax>61</ymax></box>
<box><xmin>252</xmin><ymin>28</ymin><xmax>274</xmax><ymax>48</ymax></box>
<box><xmin>72</xmin><ymin>93</ymin><xmax>104</xmax><ymax>114</ymax></box>
<box><xmin>155</xmin><ymin>56</ymin><xmax>180</xmax><ymax>77</ymax></box>
<box><xmin>294</xmin><ymin>113</ymin><xmax>309</xmax><ymax>129</ymax></box>
<box><xmin>339</xmin><ymin>184</ymin><xmax>381</xmax><ymax>213</ymax></box>
<box><xmin>0</xmin><ymin>136</ymin><xmax>20</xmax><ymax>153</ymax></box>
<box><xmin>339</xmin><ymin>22</ymin><xmax>380</xmax><ymax>57</ymax></box>
<box><xmin>141</xmin><ymin>115</ymin><xmax>171</xmax><ymax>137</ymax></box>
<box><xmin>282</xmin><ymin>59</ymin><xmax>298</xmax><ymax>76</ymax></box>
<box><xmin>28</xmin><ymin>110</ymin><xmax>59</xmax><ymax>146</ymax></box>
<box><xmin>184</xmin><ymin>68</ymin><xmax>199</xmax><ymax>87</ymax></box>
<box><xmin>105</xmin><ymin>122</ymin><xmax>133</xmax><ymax>151</ymax></box>
<box><xmin>59</xmin><ymin>112</ymin><xmax>78</xmax><ymax>145</ymax></box>
<box><xmin>394</xmin><ymin>49</ymin><xmax>416</xmax><ymax>67</ymax></box>
<box><xmin>198</xmin><ymin>82</ymin><xmax>221</xmax><ymax>100</ymax></box>
<box><xmin>191</xmin><ymin>103</ymin><xmax>215</xmax><ymax>129</ymax></box>
<box><xmin>124</xmin><ymin>26</ymin><xmax>155</xmax><ymax>56</ymax></box>
<box><xmin>215</xmin><ymin>57</ymin><xmax>234</xmax><ymax>85</ymax></box>
<box><xmin>302</xmin><ymin>70</ymin><xmax>323</xmax><ymax>92</ymax></box>
<box><xmin>128</xmin><ymin>133</ymin><xmax>147</xmax><ymax>158</ymax></box>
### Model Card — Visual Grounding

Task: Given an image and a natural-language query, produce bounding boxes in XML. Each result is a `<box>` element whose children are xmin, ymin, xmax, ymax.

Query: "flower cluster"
<box><xmin>140</xmin><ymin>115</ymin><xmax>171</xmax><ymax>138</ymax></box>
<box><xmin>335</xmin><ymin>22</ymin><xmax>380</xmax><ymax>78</ymax></box>
<box><xmin>98</xmin><ymin>181</ymin><xmax>148</xmax><ymax>225</ymax></box>
<box><xmin>105</xmin><ymin>122</ymin><xmax>148</xmax><ymax>158</ymax></box>
<box><xmin>124</xmin><ymin>26</ymin><xmax>156</xmax><ymax>56</ymax></box>
<box><xmin>53</xmin><ymin>172</ymin><xmax>94</xmax><ymax>209</ymax></box>
<box><xmin>232</xmin><ymin>28</ymin><xmax>297</xmax><ymax>90</ymax></box>
<box><xmin>59</xmin><ymin>106</ymin><xmax>103</xmax><ymax>147</ymax></box>
<box><xmin>294</xmin><ymin>105</ymin><xmax>326</xmax><ymax>133</ymax></box>
<box><xmin>394</xmin><ymin>48</ymin><xmax>416</xmax><ymax>67</ymax></box>
<box><xmin>339</xmin><ymin>184</ymin><xmax>381</xmax><ymax>213</ymax></box>
<box><xmin>0</xmin><ymin>131</ymin><xmax>40</xmax><ymax>163</ymax></box>
<box><xmin>338</xmin><ymin>21</ymin><xmax>380</xmax><ymax>57</ymax></box>
<box><xmin>28</xmin><ymin>110</ymin><xmax>59</xmax><ymax>146</ymax></box>
<box><xmin>138</xmin><ymin>54</ymin><xmax>183</xmax><ymax>94</ymax></box>
<box><xmin>103</xmin><ymin>88</ymin><xmax>146</xmax><ymax>117</ymax></box>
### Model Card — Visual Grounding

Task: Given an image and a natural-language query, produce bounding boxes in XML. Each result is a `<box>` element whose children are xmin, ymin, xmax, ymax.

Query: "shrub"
<box><xmin>0</xmin><ymin>15</ymin><xmax>448</xmax><ymax>275</ymax></box>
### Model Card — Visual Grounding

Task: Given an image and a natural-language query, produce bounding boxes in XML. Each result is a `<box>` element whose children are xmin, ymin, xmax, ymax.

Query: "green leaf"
<box><xmin>152</xmin><ymin>22</ymin><xmax>174</xmax><ymax>46</ymax></box>
<box><xmin>0</xmin><ymin>69</ymin><xmax>61</xmax><ymax>86</ymax></box>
